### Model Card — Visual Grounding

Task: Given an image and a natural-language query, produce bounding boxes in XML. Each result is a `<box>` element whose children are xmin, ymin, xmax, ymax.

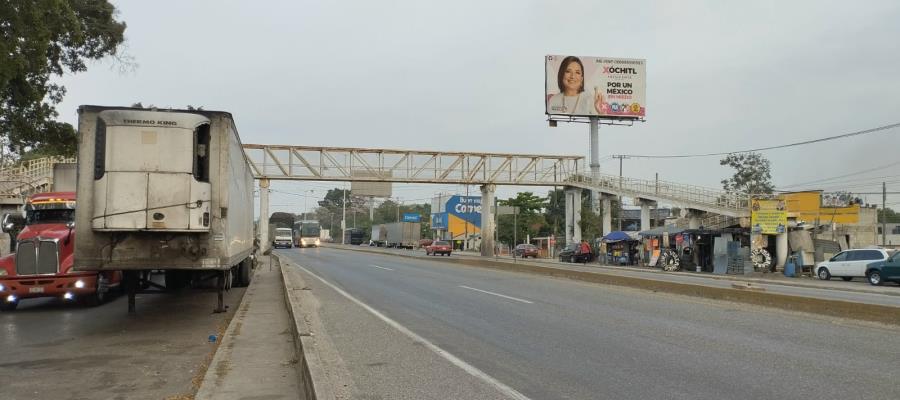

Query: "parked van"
<box><xmin>815</xmin><ymin>249</ymin><xmax>893</xmax><ymax>281</ymax></box>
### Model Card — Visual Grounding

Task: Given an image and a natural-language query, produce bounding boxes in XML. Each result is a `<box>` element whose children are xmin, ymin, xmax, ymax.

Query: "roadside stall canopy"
<box><xmin>601</xmin><ymin>231</ymin><xmax>635</xmax><ymax>243</ymax></box>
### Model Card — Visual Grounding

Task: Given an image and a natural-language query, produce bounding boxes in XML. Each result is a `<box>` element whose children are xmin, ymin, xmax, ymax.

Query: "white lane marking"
<box><xmin>295</xmin><ymin>264</ymin><xmax>532</xmax><ymax>400</ymax></box>
<box><xmin>370</xmin><ymin>264</ymin><xmax>394</xmax><ymax>271</ymax></box>
<box><xmin>458</xmin><ymin>285</ymin><xmax>534</xmax><ymax>304</ymax></box>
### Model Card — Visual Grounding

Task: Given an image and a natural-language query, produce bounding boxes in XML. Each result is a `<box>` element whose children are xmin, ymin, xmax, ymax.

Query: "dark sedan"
<box><xmin>865</xmin><ymin>251</ymin><xmax>900</xmax><ymax>286</ymax></box>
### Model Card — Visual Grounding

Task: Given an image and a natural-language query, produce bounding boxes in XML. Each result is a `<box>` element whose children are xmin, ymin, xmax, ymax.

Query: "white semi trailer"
<box><xmin>73</xmin><ymin>105</ymin><xmax>256</xmax><ymax>313</ymax></box>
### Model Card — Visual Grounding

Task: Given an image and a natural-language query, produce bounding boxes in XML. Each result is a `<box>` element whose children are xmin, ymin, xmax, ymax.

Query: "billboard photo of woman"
<box><xmin>546</xmin><ymin>56</ymin><xmax>597</xmax><ymax>116</ymax></box>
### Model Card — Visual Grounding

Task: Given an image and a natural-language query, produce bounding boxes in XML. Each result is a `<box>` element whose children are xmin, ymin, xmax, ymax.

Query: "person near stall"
<box><xmin>580</xmin><ymin>239</ymin><xmax>592</xmax><ymax>264</ymax></box>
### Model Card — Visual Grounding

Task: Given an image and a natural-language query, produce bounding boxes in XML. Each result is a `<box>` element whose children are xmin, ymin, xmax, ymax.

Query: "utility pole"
<box><xmin>464</xmin><ymin>185</ymin><xmax>469</xmax><ymax>251</ymax></box>
<box><xmin>341</xmin><ymin>188</ymin><xmax>347</xmax><ymax>244</ymax></box>
<box><xmin>612</xmin><ymin>155</ymin><xmax>630</xmax><ymax>231</ymax></box>
<box><xmin>883</xmin><ymin>182</ymin><xmax>887</xmax><ymax>246</ymax></box>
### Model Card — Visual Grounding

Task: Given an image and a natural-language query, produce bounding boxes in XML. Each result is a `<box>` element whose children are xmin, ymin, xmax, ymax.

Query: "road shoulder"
<box><xmin>278</xmin><ymin>253</ymin><xmax>518</xmax><ymax>400</ymax></box>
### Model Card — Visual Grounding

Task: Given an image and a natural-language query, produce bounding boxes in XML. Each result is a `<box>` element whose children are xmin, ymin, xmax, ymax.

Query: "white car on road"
<box><xmin>815</xmin><ymin>248</ymin><xmax>893</xmax><ymax>281</ymax></box>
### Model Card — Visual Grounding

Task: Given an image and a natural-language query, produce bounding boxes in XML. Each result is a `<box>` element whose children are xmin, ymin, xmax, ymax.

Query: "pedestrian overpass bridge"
<box><xmin>242</xmin><ymin>144</ymin><xmax>750</xmax><ymax>252</ymax></box>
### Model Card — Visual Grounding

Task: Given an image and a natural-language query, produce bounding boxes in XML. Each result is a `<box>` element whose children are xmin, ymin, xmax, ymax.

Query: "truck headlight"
<box><xmin>0</xmin><ymin>283</ymin><xmax>5</xmax><ymax>291</ymax></box>
<box><xmin>75</xmin><ymin>280</ymin><xmax>85</xmax><ymax>289</ymax></box>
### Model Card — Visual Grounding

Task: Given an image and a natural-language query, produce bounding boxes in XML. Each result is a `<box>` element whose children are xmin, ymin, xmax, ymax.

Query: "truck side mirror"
<box><xmin>2</xmin><ymin>213</ymin><xmax>25</xmax><ymax>233</ymax></box>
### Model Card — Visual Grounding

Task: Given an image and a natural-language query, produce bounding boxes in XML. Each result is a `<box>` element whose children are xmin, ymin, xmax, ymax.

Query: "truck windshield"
<box><xmin>300</xmin><ymin>226</ymin><xmax>320</xmax><ymax>237</ymax></box>
<box><xmin>27</xmin><ymin>209</ymin><xmax>75</xmax><ymax>225</ymax></box>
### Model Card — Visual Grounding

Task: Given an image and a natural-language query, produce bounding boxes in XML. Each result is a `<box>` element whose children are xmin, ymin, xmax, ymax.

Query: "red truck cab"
<box><xmin>0</xmin><ymin>192</ymin><xmax>121</xmax><ymax>311</ymax></box>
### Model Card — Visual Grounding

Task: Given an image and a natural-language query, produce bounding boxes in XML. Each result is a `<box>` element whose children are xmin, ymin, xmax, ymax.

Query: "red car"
<box><xmin>514</xmin><ymin>244</ymin><xmax>539</xmax><ymax>258</ymax></box>
<box><xmin>425</xmin><ymin>240</ymin><xmax>452</xmax><ymax>256</ymax></box>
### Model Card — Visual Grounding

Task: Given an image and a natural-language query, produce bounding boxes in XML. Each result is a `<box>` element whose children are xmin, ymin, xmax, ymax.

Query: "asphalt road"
<box><xmin>0</xmin><ymin>274</ymin><xmax>245</xmax><ymax>400</ymax></box>
<box><xmin>355</xmin><ymin>245</ymin><xmax>900</xmax><ymax>307</ymax></box>
<box><xmin>280</xmin><ymin>247</ymin><xmax>900</xmax><ymax>400</ymax></box>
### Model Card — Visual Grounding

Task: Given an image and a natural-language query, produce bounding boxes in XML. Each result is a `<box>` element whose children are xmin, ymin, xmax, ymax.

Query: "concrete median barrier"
<box><xmin>276</xmin><ymin>253</ymin><xmax>337</xmax><ymax>400</ymax></box>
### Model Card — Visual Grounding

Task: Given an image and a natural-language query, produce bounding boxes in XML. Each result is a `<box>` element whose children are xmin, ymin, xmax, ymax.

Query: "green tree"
<box><xmin>879</xmin><ymin>207</ymin><xmax>900</xmax><ymax>223</ymax></box>
<box><xmin>720</xmin><ymin>152</ymin><xmax>775</xmax><ymax>195</ymax></box>
<box><xmin>1</xmin><ymin>1</ymin><xmax>128</xmax><ymax>158</ymax></box>
<box><xmin>543</xmin><ymin>189</ymin><xmax>566</xmax><ymax>237</ymax></box>
<box><xmin>497</xmin><ymin>192</ymin><xmax>548</xmax><ymax>246</ymax></box>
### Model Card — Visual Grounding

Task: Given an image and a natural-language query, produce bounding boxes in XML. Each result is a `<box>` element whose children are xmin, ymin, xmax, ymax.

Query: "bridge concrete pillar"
<box><xmin>775</xmin><ymin>232</ymin><xmax>788</xmax><ymax>272</ymax></box>
<box><xmin>258</xmin><ymin>178</ymin><xmax>270</xmax><ymax>253</ymax></box>
<box><xmin>480</xmin><ymin>184</ymin><xmax>496</xmax><ymax>257</ymax></box>
<box><xmin>636</xmin><ymin>198</ymin><xmax>657</xmax><ymax>232</ymax></box>
<box><xmin>684</xmin><ymin>208</ymin><xmax>703</xmax><ymax>230</ymax></box>
<box><xmin>565</xmin><ymin>187</ymin><xmax>582</xmax><ymax>245</ymax></box>
<box><xmin>602</xmin><ymin>196</ymin><xmax>612</xmax><ymax>236</ymax></box>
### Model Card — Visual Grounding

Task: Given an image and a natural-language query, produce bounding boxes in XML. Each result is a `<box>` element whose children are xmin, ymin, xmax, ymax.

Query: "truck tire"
<box><xmin>0</xmin><ymin>301</ymin><xmax>17</xmax><ymax>311</ymax></box>
<box><xmin>235</xmin><ymin>258</ymin><xmax>252</xmax><ymax>287</ymax></box>
<box><xmin>82</xmin><ymin>274</ymin><xmax>108</xmax><ymax>306</ymax></box>
<box><xmin>82</xmin><ymin>288</ymin><xmax>105</xmax><ymax>307</ymax></box>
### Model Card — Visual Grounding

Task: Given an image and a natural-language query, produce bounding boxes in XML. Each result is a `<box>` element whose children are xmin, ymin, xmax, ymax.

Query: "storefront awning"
<box><xmin>638</xmin><ymin>226</ymin><xmax>685</xmax><ymax>237</ymax></box>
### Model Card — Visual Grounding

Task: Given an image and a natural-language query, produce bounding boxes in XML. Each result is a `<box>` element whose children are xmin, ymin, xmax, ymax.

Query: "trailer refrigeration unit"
<box><xmin>74</xmin><ymin>106</ymin><xmax>256</xmax><ymax>313</ymax></box>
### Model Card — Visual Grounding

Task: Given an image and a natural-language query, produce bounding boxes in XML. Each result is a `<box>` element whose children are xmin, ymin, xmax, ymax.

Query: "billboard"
<box><xmin>751</xmin><ymin>199</ymin><xmax>787</xmax><ymax>235</ymax></box>
<box><xmin>545</xmin><ymin>55</ymin><xmax>646</xmax><ymax>118</ymax></box>
<box><xmin>351</xmin><ymin>171</ymin><xmax>392</xmax><ymax>198</ymax></box>
<box><xmin>402</xmin><ymin>213</ymin><xmax>421</xmax><ymax>223</ymax></box>
<box><xmin>430</xmin><ymin>195</ymin><xmax>481</xmax><ymax>238</ymax></box>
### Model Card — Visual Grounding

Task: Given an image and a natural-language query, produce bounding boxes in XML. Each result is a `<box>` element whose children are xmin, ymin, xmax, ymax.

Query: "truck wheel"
<box><xmin>235</xmin><ymin>258</ymin><xmax>252</xmax><ymax>287</ymax></box>
<box><xmin>83</xmin><ymin>288</ymin><xmax>105</xmax><ymax>307</ymax></box>
<box><xmin>0</xmin><ymin>301</ymin><xmax>17</xmax><ymax>311</ymax></box>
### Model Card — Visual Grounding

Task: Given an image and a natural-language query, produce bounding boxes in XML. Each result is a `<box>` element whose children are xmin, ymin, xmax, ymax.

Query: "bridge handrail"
<box><xmin>566</xmin><ymin>172</ymin><xmax>749</xmax><ymax>212</ymax></box>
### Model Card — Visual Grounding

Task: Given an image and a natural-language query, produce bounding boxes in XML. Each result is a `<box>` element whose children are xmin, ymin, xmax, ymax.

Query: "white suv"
<box><xmin>815</xmin><ymin>249</ymin><xmax>892</xmax><ymax>281</ymax></box>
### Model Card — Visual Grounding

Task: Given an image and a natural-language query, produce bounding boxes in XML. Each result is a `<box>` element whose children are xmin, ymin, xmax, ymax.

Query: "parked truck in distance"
<box><xmin>74</xmin><ymin>105</ymin><xmax>256</xmax><ymax>313</ymax></box>
<box><xmin>370</xmin><ymin>224</ymin><xmax>387</xmax><ymax>247</ymax></box>
<box><xmin>0</xmin><ymin>191</ymin><xmax>122</xmax><ymax>311</ymax></box>
<box><xmin>372</xmin><ymin>222</ymin><xmax>421</xmax><ymax>249</ymax></box>
<box><xmin>343</xmin><ymin>228</ymin><xmax>365</xmax><ymax>245</ymax></box>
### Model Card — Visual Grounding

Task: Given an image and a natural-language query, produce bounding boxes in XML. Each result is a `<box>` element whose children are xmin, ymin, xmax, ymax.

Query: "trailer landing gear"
<box><xmin>214</xmin><ymin>270</ymin><xmax>228</xmax><ymax>314</ymax></box>
<box><xmin>125</xmin><ymin>270</ymin><xmax>138</xmax><ymax>315</ymax></box>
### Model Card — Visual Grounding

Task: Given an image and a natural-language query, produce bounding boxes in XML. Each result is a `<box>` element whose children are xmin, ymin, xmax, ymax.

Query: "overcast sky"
<box><xmin>56</xmin><ymin>0</ymin><xmax>900</xmax><ymax>215</ymax></box>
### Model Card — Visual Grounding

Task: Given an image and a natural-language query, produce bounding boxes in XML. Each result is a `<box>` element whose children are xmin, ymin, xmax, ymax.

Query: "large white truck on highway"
<box><xmin>372</xmin><ymin>222</ymin><xmax>420</xmax><ymax>249</ymax></box>
<box><xmin>73</xmin><ymin>105</ymin><xmax>256</xmax><ymax>313</ymax></box>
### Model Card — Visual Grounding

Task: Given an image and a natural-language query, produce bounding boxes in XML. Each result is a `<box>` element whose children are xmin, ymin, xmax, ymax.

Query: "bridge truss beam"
<box><xmin>242</xmin><ymin>144</ymin><xmax>584</xmax><ymax>187</ymax></box>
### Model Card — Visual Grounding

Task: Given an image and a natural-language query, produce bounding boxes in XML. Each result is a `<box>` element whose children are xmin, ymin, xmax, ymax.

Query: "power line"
<box><xmin>613</xmin><ymin>122</ymin><xmax>900</xmax><ymax>159</ymax></box>
<box><xmin>779</xmin><ymin>160</ymin><xmax>900</xmax><ymax>188</ymax></box>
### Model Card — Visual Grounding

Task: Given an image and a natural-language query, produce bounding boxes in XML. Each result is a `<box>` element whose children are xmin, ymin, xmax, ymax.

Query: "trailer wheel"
<box><xmin>83</xmin><ymin>288</ymin><xmax>105</xmax><ymax>307</ymax></box>
<box><xmin>235</xmin><ymin>258</ymin><xmax>252</xmax><ymax>287</ymax></box>
<box><xmin>81</xmin><ymin>274</ymin><xmax>108</xmax><ymax>306</ymax></box>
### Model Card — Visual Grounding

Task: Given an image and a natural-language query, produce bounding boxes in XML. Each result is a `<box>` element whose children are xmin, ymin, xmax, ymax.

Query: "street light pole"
<box><xmin>612</xmin><ymin>155</ymin><xmax>630</xmax><ymax>231</ymax></box>
<box><xmin>341</xmin><ymin>188</ymin><xmax>347</xmax><ymax>244</ymax></box>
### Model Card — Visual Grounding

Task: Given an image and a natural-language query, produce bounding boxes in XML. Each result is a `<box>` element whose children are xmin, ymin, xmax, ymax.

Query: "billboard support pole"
<box><xmin>589</xmin><ymin>116</ymin><xmax>601</xmax><ymax>214</ymax></box>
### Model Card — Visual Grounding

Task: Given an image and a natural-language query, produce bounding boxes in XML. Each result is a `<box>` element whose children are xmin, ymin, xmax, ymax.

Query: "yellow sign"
<box><xmin>751</xmin><ymin>199</ymin><xmax>787</xmax><ymax>235</ymax></box>
<box><xmin>781</xmin><ymin>191</ymin><xmax>860</xmax><ymax>224</ymax></box>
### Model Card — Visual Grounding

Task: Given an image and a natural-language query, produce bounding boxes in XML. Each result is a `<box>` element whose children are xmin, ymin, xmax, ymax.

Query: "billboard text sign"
<box><xmin>545</xmin><ymin>55</ymin><xmax>646</xmax><ymax>118</ymax></box>
<box><xmin>751</xmin><ymin>199</ymin><xmax>787</xmax><ymax>235</ymax></box>
<box><xmin>402</xmin><ymin>213</ymin><xmax>421</xmax><ymax>223</ymax></box>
